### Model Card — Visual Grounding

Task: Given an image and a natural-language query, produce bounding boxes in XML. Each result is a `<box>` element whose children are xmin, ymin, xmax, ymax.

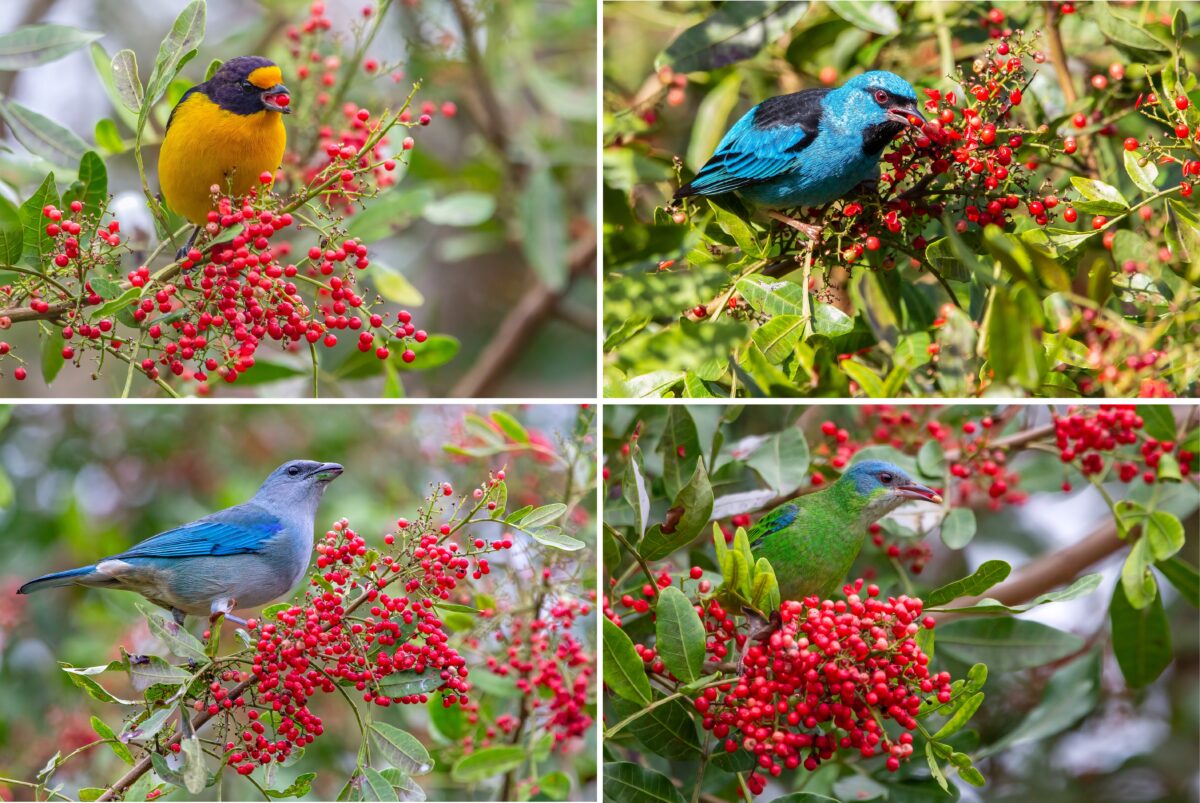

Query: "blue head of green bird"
<box><xmin>843</xmin><ymin>460</ymin><xmax>942</xmax><ymax>524</ymax></box>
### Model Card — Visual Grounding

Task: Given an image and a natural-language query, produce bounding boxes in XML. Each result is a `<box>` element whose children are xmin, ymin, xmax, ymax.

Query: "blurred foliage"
<box><xmin>603</xmin><ymin>1</ymin><xmax>1200</xmax><ymax>398</ymax></box>
<box><xmin>601</xmin><ymin>403</ymin><xmax>1199</xmax><ymax>802</ymax></box>
<box><xmin>0</xmin><ymin>403</ymin><xmax>597</xmax><ymax>801</ymax></box>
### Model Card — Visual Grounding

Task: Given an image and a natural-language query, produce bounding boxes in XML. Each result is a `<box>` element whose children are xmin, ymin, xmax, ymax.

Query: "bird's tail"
<box><xmin>17</xmin><ymin>565</ymin><xmax>100</xmax><ymax>594</ymax></box>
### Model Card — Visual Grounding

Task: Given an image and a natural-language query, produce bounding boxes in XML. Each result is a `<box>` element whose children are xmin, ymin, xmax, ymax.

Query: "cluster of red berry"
<box><xmin>468</xmin><ymin>593</ymin><xmax>596</xmax><ymax>752</ymax></box>
<box><xmin>605</xmin><ymin>575</ymin><xmax>950</xmax><ymax>797</ymax></box>
<box><xmin>1054</xmin><ymin>405</ymin><xmax>1192</xmax><ymax>486</ymax></box>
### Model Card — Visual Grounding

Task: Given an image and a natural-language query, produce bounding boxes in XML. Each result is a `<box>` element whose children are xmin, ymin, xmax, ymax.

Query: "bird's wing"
<box><xmin>677</xmin><ymin>88</ymin><xmax>829</xmax><ymax>198</ymax></box>
<box><xmin>116</xmin><ymin>504</ymin><xmax>284</xmax><ymax>560</ymax></box>
<box><xmin>165</xmin><ymin>84</ymin><xmax>205</xmax><ymax>134</ymax></box>
<box><xmin>747</xmin><ymin>502</ymin><xmax>807</xmax><ymax>549</ymax></box>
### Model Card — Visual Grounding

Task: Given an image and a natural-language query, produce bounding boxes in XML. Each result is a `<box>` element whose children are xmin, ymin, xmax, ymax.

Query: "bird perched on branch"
<box><xmin>17</xmin><ymin>460</ymin><xmax>342</xmax><ymax>626</ymax></box>
<box><xmin>675</xmin><ymin>71</ymin><xmax>925</xmax><ymax>236</ymax></box>
<box><xmin>749</xmin><ymin>460</ymin><xmax>941</xmax><ymax>602</ymax></box>
<box><xmin>158</xmin><ymin>56</ymin><xmax>292</xmax><ymax>257</ymax></box>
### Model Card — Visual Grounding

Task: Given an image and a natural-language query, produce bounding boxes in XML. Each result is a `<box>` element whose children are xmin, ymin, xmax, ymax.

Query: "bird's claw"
<box><xmin>737</xmin><ymin>608</ymin><xmax>783</xmax><ymax>675</ymax></box>
<box><xmin>766</xmin><ymin>211</ymin><xmax>822</xmax><ymax>242</ymax></box>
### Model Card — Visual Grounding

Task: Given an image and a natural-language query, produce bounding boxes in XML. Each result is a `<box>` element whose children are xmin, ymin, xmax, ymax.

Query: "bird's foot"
<box><xmin>737</xmin><ymin>608</ymin><xmax>783</xmax><ymax>675</ymax></box>
<box><xmin>209</xmin><ymin>597</ymin><xmax>244</xmax><ymax>626</ymax></box>
<box><xmin>767</xmin><ymin>211</ymin><xmax>822</xmax><ymax>242</ymax></box>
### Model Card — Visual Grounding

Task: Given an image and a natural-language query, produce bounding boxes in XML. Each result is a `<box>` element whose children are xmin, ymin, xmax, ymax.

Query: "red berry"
<box><xmin>1063</xmin><ymin>207</ymin><xmax>1077</xmax><ymax>223</ymax></box>
<box><xmin>1123</xmin><ymin>138</ymin><xmax>1138</xmax><ymax>151</ymax></box>
<box><xmin>1177</xmin><ymin>96</ymin><xmax>1190</xmax><ymax>111</ymax></box>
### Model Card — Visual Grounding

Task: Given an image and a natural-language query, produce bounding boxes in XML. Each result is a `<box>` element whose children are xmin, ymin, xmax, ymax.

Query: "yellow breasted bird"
<box><xmin>157</xmin><ymin>56</ymin><xmax>291</xmax><ymax>256</ymax></box>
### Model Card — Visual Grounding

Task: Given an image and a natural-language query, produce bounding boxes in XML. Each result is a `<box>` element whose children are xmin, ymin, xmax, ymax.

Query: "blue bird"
<box><xmin>675</xmin><ymin>71</ymin><xmax>925</xmax><ymax>232</ymax></box>
<box><xmin>17</xmin><ymin>460</ymin><xmax>343</xmax><ymax>626</ymax></box>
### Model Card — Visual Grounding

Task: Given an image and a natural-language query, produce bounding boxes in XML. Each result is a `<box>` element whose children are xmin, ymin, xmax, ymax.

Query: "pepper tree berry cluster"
<box><xmin>1054</xmin><ymin>405</ymin><xmax>1192</xmax><ymax>486</ymax></box>
<box><xmin>181</xmin><ymin>474</ymin><xmax>529</xmax><ymax>778</ymax></box>
<box><xmin>462</xmin><ymin>592</ymin><xmax>596</xmax><ymax>755</ymax></box>
<box><xmin>126</xmin><ymin>188</ymin><xmax>425</xmax><ymax>387</ymax></box>
<box><xmin>606</xmin><ymin>575</ymin><xmax>950</xmax><ymax>798</ymax></box>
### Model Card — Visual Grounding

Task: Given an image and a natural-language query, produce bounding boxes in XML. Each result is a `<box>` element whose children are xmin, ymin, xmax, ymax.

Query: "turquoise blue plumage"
<box><xmin>676</xmin><ymin>71</ymin><xmax>925</xmax><ymax>209</ymax></box>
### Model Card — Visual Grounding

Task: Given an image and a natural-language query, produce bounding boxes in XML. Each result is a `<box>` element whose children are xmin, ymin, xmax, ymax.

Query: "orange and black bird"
<box><xmin>157</xmin><ymin>56</ymin><xmax>291</xmax><ymax>257</ymax></box>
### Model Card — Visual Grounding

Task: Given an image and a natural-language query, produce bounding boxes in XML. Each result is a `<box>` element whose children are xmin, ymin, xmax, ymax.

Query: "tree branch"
<box><xmin>449</xmin><ymin>236</ymin><xmax>595</xmax><ymax>397</ymax></box>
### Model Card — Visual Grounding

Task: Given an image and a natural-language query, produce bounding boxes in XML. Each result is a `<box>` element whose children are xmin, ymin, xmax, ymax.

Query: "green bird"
<box><xmin>748</xmin><ymin>460</ymin><xmax>942</xmax><ymax>602</ymax></box>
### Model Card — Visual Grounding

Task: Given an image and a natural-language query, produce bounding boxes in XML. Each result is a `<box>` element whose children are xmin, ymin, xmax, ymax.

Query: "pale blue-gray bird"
<box><xmin>17</xmin><ymin>460</ymin><xmax>343</xmax><ymax>626</ymax></box>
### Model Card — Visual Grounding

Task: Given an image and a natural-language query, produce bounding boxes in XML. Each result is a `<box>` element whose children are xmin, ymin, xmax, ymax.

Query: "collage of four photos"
<box><xmin>0</xmin><ymin>1</ymin><xmax>1197</xmax><ymax>802</ymax></box>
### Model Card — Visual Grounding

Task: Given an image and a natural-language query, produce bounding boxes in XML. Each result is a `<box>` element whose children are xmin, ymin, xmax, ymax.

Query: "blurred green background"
<box><xmin>0</xmin><ymin>403</ymin><xmax>596</xmax><ymax>800</ymax></box>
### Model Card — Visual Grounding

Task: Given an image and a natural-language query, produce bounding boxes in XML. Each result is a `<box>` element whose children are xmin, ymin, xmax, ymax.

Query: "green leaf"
<box><xmin>370</xmin><ymin>723</ymin><xmax>433</xmax><ymax>775</ymax></box>
<box><xmin>713</xmin><ymin>202</ymin><xmax>761</xmax><ymax>257</ymax></box>
<box><xmin>936</xmin><ymin>618</ymin><xmax>1085</xmax><ymax>671</ymax></box>
<box><xmin>1143</xmin><ymin>511</ymin><xmax>1185</xmax><ymax>561</ymax></box>
<box><xmin>516</xmin><ymin>502</ymin><xmax>567</xmax><ymax>528</ymax></box>
<box><xmin>41</xmin><ymin>328</ymin><xmax>65</xmax><ymax>385</ymax></box>
<box><xmin>657</xmin><ymin>406</ymin><xmax>701</xmax><ymax>499</ymax></box>
<box><xmin>832</xmin><ymin>776</ymin><xmax>888</xmax><ymax>801</ymax></box>
<box><xmin>623</xmin><ymin>450</ymin><xmax>650</xmax><ymax>539</ymax></box>
<box><xmin>363</xmin><ymin>768</ymin><xmax>400</xmax><ymax>802</ymax></box>
<box><xmin>603</xmin><ymin>762</ymin><xmax>686</xmax><ymax>803</ymax></box>
<box><xmin>1123</xmin><ymin>149</ymin><xmax>1159</xmax><ymax>194</ymax></box>
<box><xmin>826</xmin><ymin>0</ymin><xmax>899</xmax><ymax>33</ymax></box>
<box><xmin>138</xmin><ymin>602</ymin><xmax>207</xmax><ymax>661</ymax></box>
<box><xmin>421</xmin><ymin>192</ymin><xmax>496</xmax><ymax>226</ymax></box>
<box><xmin>427</xmin><ymin>695</ymin><xmax>467</xmax><ymax>741</ymax></box>
<box><xmin>688</xmin><ymin>72</ymin><xmax>743</xmax><ymax>172</ymax></box>
<box><xmin>0</xmin><ymin>24</ymin><xmax>102</xmax><ymax>70</ymax></box>
<box><xmin>490</xmin><ymin>410</ymin><xmax>529</xmax><ymax>443</ymax></box>
<box><xmin>736</xmin><ymin>276</ymin><xmax>806</xmax><ymax>316</ymax></box>
<box><xmin>917</xmin><ymin>440</ymin><xmax>946</xmax><ymax>479</ymax></box>
<box><xmin>841</xmin><ymin>359</ymin><xmax>884</xmax><ymax>397</ymax></box>
<box><xmin>773</xmin><ymin>795</ymin><xmax>840</xmax><ymax>803</ymax></box>
<box><xmin>925</xmin><ymin>560</ymin><xmax>1012</xmax><ymax>607</ymax></box>
<box><xmin>19</xmin><ymin>172</ymin><xmax>58</xmax><ymax>269</ymax></box>
<box><xmin>609</xmin><ymin>694</ymin><xmax>702</xmax><ymax>759</ymax></box>
<box><xmin>127</xmin><ymin>654</ymin><xmax>189</xmax><ymax>691</ymax></box>
<box><xmin>150</xmin><ymin>751</ymin><xmax>186</xmax><ymax>788</ymax></box>
<box><xmin>1070</xmin><ymin>176</ymin><xmax>1128</xmax><ymax>209</ymax></box>
<box><xmin>812</xmin><ymin>302</ymin><xmax>853</xmax><ymax>337</ymax></box>
<box><xmin>265</xmin><ymin>772</ymin><xmax>317</xmax><ymax>799</ymax></box>
<box><xmin>63</xmin><ymin>151</ymin><xmax>108</xmax><ymax>214</ymax></box>
<box><xmin>744</xmin><ymin>426</ymin><xmax>810</xmax><ymax>494</ymax></box>
<box><xmin>537</xmin><ymin>772</ymin><xmax>570</xmax><ymax>800</ymax></box>
<box><xmin>126</xmin><ymin>706</ymin><xmax>174</xmax><ymax>741</ymax></box>
<box><xmin>204</xmin><ymin>58</ymin><xmax>223</xmax><ymax>81</ymax></box>
<box><xmin>924</xmin><ymin>236</ymin><xmax>973</xmax><ymax>283</ymax></box>
<box><xmin>987</xmin><ymin>285</ymin><xmax>1042</xmax><ymax>389</ymax></box>
<box><xmin>372</xmin><ymin>266</ymin><xmax>425</xmax><ymax>306</ymax></box>
<box><xmin>1122</xmin><ymin>537</ymin><xmax>1157</xmax><ymax>609</ymax></box>
<box><xmin>91</xmin><ymin>716</ymin><xmax>134</xmax><ymax>764</ymax></box>
<box><xmin>0</xmin><ymin>98</ymin><xmax>87</xmax><ymax>168</ymax></box>
<box><xmin>1095</xmin><ymin>0</ymin><xmax>1171</xmax><ymax>52</ymax></box>
<box><xmin>1140</xmin><ymin>406</ymin><xmax>1177</xmax><ymax>441</ymax></box>
<box><xmin>1111</xmin><ymin>578</ymin><xmax>1172</xmax><ymax>687</ymax></box>
<box><xmin>933</xmin><ymin>573</ymin><xmax>1102</xmax><ymax>615</ymax></box>
<box><xmin>451</xmin><ymin>746</ymin><xmax>525</xmax><ymax>783</ymax></box>
<box><xmin>939</xmin><ymin>508</ymin><xmax>977</xmax><ymax>549</ymax></box>
<box><xmin>603</xmin><ymin>617</ymin><xmax>652</xmax><ymax>706</ymax></box>
<box><xmin>751</xmin><ymin>314</ymin><xmax>805</xmax><ymax>363</ymax></box>
<box><xmin>932</xmin><ymin>691</ymin><xmax>984</xmax><ymax>739</ymax></box>
<box><xmin>111</xmin><ymin>49</ymin><xmax>144</xmax><ymax>114</ymax></box>
<box><xmin>376</xmin><ymin>671</ymin><xmax>445</xmax><ymax>698</ymax></box>
<box><xmin>654</xmin><ymin>586</ymin><xmax>705</xmax><ymax>683</ymax></box>
<box><xmin>1158</xmin><ymin>557</ymin><xmax>1199</xmax><ymax>606</ymax></box>
<box><xmin>519</xmin><ymin>167</ymin><xmax>568</xmax><ymax>290</ymax></box>
<box><xmin>980</xmin><ymin>650</ymin><xmax>1100</xmax><ymax>757</ymax></box>
<box><xmin>140</xmin><ymin>1</ymin><xmax>206</xmax><ymax>140</ymax></box>
<box><xmin>180</xmin><ymin>736</ymin><xmax>206</xmax><ymax>793</ymax></box>
<box><xmin>0</xmin><ymin>195</ymin><xmax>23</xmax><ymax>265</ymax></box>
<box><xmin>398</xmin><ymin>334</ymin><xmax>458</xmax><ymax>372</ymax></box>
<box><xmin>641</xmin><ymin>459</ymin><xmax>713</xmax><ymax>560</ymax></box>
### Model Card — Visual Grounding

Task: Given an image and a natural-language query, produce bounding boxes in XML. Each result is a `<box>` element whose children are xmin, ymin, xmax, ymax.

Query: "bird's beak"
<box><xmin>897</xmin><ymin>481</ymin><xmax>942</xmax><ymax>503</ymax></box>
<box><xmin>262</xmin><ymin>83</ymin><xmax>292</xmax><ymax>114</ymax></box>
<box><xmin>888</xmin><ymin>103</ymin><xmax>925</xmax><ymax>127</ymax></box>
<box><xmin>310</xmin><ymin>462</ymin><xmax>344</xmax><ymax>482</ymax></box>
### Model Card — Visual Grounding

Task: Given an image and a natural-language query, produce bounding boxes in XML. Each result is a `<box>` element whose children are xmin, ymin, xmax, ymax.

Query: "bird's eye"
<box><xmin>287</xmin><ymin>466</ymin><xmax>301</xmax><ymax>476</ymax></box>
<box><xmin>874</xmin><ymin>90</ymin><xmax>889</xmax><ymax>105</ymax></box>
<box><xmin>879</xmin><ymin>472</ymin><xmax>894</xmax><ymax>484</ymax></box>
<box><xmin>241</xmin><ymin>79</ymin><xmax>256</xmax><ymax>93</ymax></box>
